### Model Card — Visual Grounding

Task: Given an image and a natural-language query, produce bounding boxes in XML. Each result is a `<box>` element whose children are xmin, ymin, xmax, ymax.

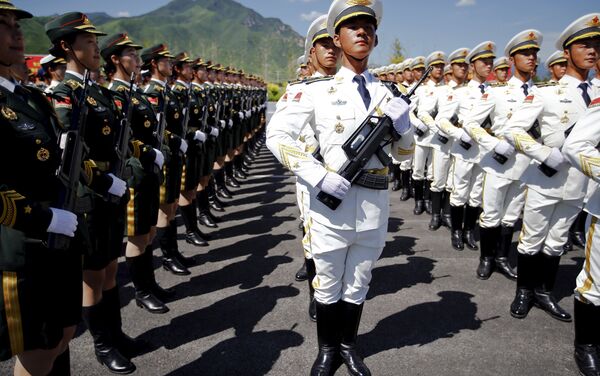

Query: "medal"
<box><xmin>335</xmin><ymin>122</ymin><xmax>344</xmax><ymax>134</ymax></box>
<box><xmin>36</xmin><ymin>148</ymin><xmax>50</xmax><ymax>161</ymax></box>
<box><xmin>87</xmin><ymin>96</ymin><xmax>97</xmax><ymax>106</ymax></box>
<box><xmin>102</xmin><ymin>125</ymin><xmax>111</xmax><ymax>135</ymax></box>
<box><xmin>1</xmin><ymin>106</ymin><xmax>17</xmax><ymax>121</ymax></box>
<box><xmin>144</xmin><ymin>120</ymin><xmax>152</xmax><ymax>128</ymax></box>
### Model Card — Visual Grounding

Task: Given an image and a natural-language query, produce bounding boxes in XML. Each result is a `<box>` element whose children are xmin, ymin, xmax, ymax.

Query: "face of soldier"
<box><xmin>550</xmin><ymin>62</ymin><xmax>567</xmax><ymax>81</ymax></box>
<box><xmin>300</xmin><ymin>66</ymin><xmax>310</xmax><ymax>77</ymax></box>
<box><xmin>472</xmin><ymin>58</ymin><xmax>492</xmax><ymax>81</ymax></box>
<box><xmin>395</xmin><ymin>72</ymin><xmax>403</xmax><ymax>83</ymax></box>
<box><xmin>155</xmin><ymin>57</ymin><xmax>173</xmax><ymax>78</ymax></box>
<box><xmin>430</xmin><ymin>63</ymin><xmax>444</xmax><ymax>80</ymax></box>
<box><xmin>495</xmin><ymin>67</ymin><xmax>508</xmax><ymax>82</ymax></box>
<box><xmin>404</xmin><ymin>69</ymin><xmax>413</xmax><ymax>83</ymax></box>
<box><xmin>51</xmin><ymin>63</ymin><xmax>67</xmax><ymax>82</ymax></box>
<box><xmin>0</xmin><ymin>11</ymin><xmax>24</xmax><ymax>69</ymax></box>
<box><xmin>412</xmin><ymin>67</ymin><xmax>424</xmax><ymax>81</ymax></box>
<box><xmin>334</xmin><ymin>16</ymin><xmax>377</xmax><ymax>61</ymax></box>
<box><xmin>511</xmin><ymin>48</ymin><xmax>537</xmax><ymax>74</ymax></box>
<box><xmin>207</xmin><ymin>69</ymin><xmax>216</xmax><ymax>82</ymax></box>
<box><xmin>313</xmin><ymin>37</ymin><xmax>339</xmax><ymax>69</ymax></box>
<box><xmin>451</xmin><ymin>62</ymin><xmax>468</xmax><ymax>81</ymax></box>
<box><xmin>565</xmin><ymin>38</ymin><xmax>600</xmax><ymax>70</ymax></box>
<box><xmin>195</xmin><ymin>67</ymin><xmax>206</xmax><ymax>81</ymax></box>
<box><xmin>115</xmin><ymin>46</ymin><xmax>141</xmax><ymax>77</ymax></box>
<box><xmin>68</xmin><ymin>33</ymin><xmax>101</xmax><ymax>71</ymax></box>
<box><xmin>180</xmin><ymin>62</ymin><xmax>194</xmax><ymax>82</ymax></box>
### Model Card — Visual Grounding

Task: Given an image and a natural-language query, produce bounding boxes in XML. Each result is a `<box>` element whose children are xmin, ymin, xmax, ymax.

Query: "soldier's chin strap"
<box><xmin>66</xmin><ymin>42</ymin><xmax>93</xmax><ymax>77</ymax></box>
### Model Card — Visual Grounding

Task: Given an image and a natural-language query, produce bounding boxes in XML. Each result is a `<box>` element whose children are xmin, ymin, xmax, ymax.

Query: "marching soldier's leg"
<box><xmin>126</xmin><ymin>250</ymin><xmax>169</xmax><ymax>314</ymax></box>
<box><xmin>494</xmin><ymin>180</ymin><xmax>525</xmax><ymax>280</ymax></box>
<box><xmin>399</xmin><ymin>158</ymin><xmax>413</xmax><ymax>201</ymax></box>
<box><xmin>142</xmin><ymin>244</ymin><xmax>175</xmax><ymax>302</ymax></box>
<box><xmin>390</xmin><ymin>163</ymin><xmax>401</xmax><ymax>191</ymax></box>
<box><xmin>573</xmin><ymin>216</ymin><xmax>600</xmax><ymax>375</ymax></box>
<box><xmin>441</xmin><ymin>160</ymin><xmax>454</xmax><ymax>229</ymax></box>
<box><xmin>449</xmin><ymin>159</ymin><xmax>472</xmax><ymax>251</ymax></box>
<box><xmin>412</xmin><ymin>145</ymin><xmax>427</xmax><ymax>214</ymax></box>
<box><xmin>304</xmin><ymin>217</ymin><xmax>317</xmax><ymax>322</ymax></box>
<box><xmin>429</xmin><ymin>150</ymin><xmax>450</xmax><ymax>231</ymax></box>
<box><xmin>463</xmin><ymin>166</ymin><xmax>484</xmax><ymax>251</ymax></box>
<box><xmin>570</xmin><ymin>211</ymin><xmax>588</xmax><ymax>249</ymax></box>
<box><xmin>424</xmin><ymin>154</ymin><xmax>434</xmax><ymax>215</ymax></box>
<box><xmin>179</xmin><ymin>193</ymin><xmax>209</xmax><ymax>248</ymax></box>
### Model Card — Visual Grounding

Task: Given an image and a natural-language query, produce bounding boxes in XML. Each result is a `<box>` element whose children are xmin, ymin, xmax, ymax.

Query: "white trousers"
<box><xmin>399</xmin><ymin>156</ymin><xmax>413</xmax><ymax>171</ymax></box>
<box><xmin>480</xmin><ymin>173</ymin><xmax>526</xmax><ymax>228</ymax></box>
<box><xmin>575</xmin><ymin>215</ymin><xmax>600</xmax><ymax>306</ymax></box>
<box><xmin>431</xmin><ymin>149</ymin><xmax>452</xmax><ymax>193</ymax></box>
<box><xmin>450</xmin><ymin>159</ymin><xmax>484</xmax><ymax>207</ymax></box>
<box><xmin>412</xmin><ymin>144</ymin><xmax>433</xmax><ymax>181</ymax></box>
<box><xmin>308</xmin><ymin>220</ymin><xmax>386</xmax><ymax>305</ymax></box>
<box><xmin>517</xmin><ymin>188</ymin><xmax>581</xmax><ymax>257</ymax></box>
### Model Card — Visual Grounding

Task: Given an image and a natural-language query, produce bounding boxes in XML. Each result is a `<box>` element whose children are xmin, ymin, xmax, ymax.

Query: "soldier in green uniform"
<box><xmin>45</xmin><ymin>12</ymin><xmax>134</xmax><ymax>374</ymax></box>
<box><xmin>101</xmin><ymin>33</ymin><xmax>172</xmax><ymax>319</ymax></box>
<box><xmin>0</xmin><ymin>2</ymin><xmax>81</xmax><ymax>374</ymax></box>
<box><xmin>171</xmin><ymin>52</ymin><xmax>210</xmax><ymax>247</ymax></box>
<box><xmin>141</xmin><ymin>44</ymin><xmax>191</xmax><ymax>276</ymax></box>
<box><xmin>211</xmin><ymin>64</ymin><xmax>235</xmax><ymax>199</ymax></box>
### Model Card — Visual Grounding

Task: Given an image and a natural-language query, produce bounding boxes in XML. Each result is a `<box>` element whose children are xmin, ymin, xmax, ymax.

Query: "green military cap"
<box><xmin>45</xmin><ymin>12</ymin><xmax>106</xmax><ymax>43</ymax></box>
<box><xmin>0</xmin><ymin>0</ymin><xmax>32</xmax><ymax>19</ymax></box>
<box><xmin>192</xmin><ymin>57</ymin><xmax>208</xmax><ymax>69</ymax></box>
<box><xmin>100</xmin><ymin>33</ymin><xmax>142</xmax><ymax>61</ymax></box>
<box><xmin>140</xmin><ymin>44</ymin><xmax>175</xmax><ymax>64</ymax></box>
<box><xmin>205</xmin><ymin>60</ymin><xmax>216</xmax><ymax>70</ymax></box>
<box><xmin>174</xmin><ymin>51</ymin><xmax>194</xmax><ymax>65</ymax></box>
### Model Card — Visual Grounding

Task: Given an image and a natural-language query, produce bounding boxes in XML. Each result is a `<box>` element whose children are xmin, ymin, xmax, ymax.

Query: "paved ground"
<box><xmin>1</xmin><ymin>104</ymin><xmax>584</xmax><ymax>375</ymax></box>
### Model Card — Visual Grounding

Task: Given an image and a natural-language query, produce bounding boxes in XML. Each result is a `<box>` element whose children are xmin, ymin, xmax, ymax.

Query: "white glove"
<box><xmin>494</xmin><ymin>140</ymin><xmax>515</xmax><ymax>158</ymax></box>
<box><xmin>179</xmin><ymin>139</ymin><xmax>188</xmax><ymax>154</ymax></box>
<box><xmin>47</xmin><ymin>208</ymin><xmax>78</xmax><ymax>237</ymax></box>
<box><xmin>252</xmin><ymin>106</ymin><xmax>257</xmax><ymax>113</ymax></box>
<box><xmin>239</xmin><ymin>112</ymin><xmax>245</xmax><ymax>120</ymax></box>
<box><xmin>228</xmin><ymin>119</ymin><xmax>234</xmax><ymax>129</ymax></box>
<box><xmin>459</xmin><ymin>129</ymin><xmax>472</xmax><ymax>144</ymax></box>
<box><xmin>210</xmin><ymin>127</ymin><xmax>220</xmax><ymax>137</ymax></box>
<box><xmin>194</xmin><ymin>130</ymin><xmax>207</xmax><ymax>143</ymax></box>
<box><xmin>107</xmin><ymin>173</ymin><xmax>127</xmax><ymax>197</ymax></box>
<box><xmin>219</xmin><ymin>120</ymin><xmax>226</xmax><ymax>129</ymax></box>
<box><xmin>414</xmin><ymin>119</ymin><xmax>428</xmax><ymax>134</ymax></box>
<box><xmin>153</xmin><ymin>148</ymin><xmax>164</xmax><ymax>169</ymax></box>
<box><xmin>543</xmin><ymin>147</ymin><xmax>566</xmax><ymax>170</ymax></box>
<box><xmin>245</xmin><ymin>110</ymin><xmax>251</xmax><ymax>118</ymax></box>
<box><xmin>382</xmin><ymin>97</ymin><xmax>411</xmax><ymax>134</ymax></box>
<box><xmin>317</xmin><ymin>172</ymin><xmax>351</xmax><ymax>200</ymax></box>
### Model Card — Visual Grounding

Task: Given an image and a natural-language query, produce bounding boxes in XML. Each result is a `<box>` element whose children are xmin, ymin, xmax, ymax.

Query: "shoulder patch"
<box><xmin>116</xmin><ymin>86</ymin><xmax>127</xmax><ymax>92</ymax></box>
<box><xmin>535</xmin><ymin>81</ymin><xmax>559</xmax><ymax>88</ymax></box>
<box><xmin>524</xmin><ymin>94</ymin><xmax>534</xmax><ymax>103</ymax></box>
<box><xmin>288</xmin><ymin>80</ymin><xmax>303</xmax><ymax>87</ymax></box>
<box><xmin>303</xmin><ymin>75</ymin><xmax>334</xmax><ymax>85</ymax></box>
<box><xmin>175</xmin><ymin>84</ymin><xmax>187</xmax><ymax>91</ymax></box>
<box><xmin>66</xmin><ymin>80</ymin><xmax>81</xmax><ymax>90</ymax></box>
<box><xmin>489</xmin><ymin>82</ymin><xmax>507</xmax><ymax>87</ymax></box>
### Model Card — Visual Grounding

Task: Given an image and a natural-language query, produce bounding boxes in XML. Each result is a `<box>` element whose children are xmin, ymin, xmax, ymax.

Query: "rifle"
<box><xmin>408</xmin><ymin>67</ymin><xmax>435</xmax><ymax>137</ymax></box>
<box><xmin>48</xmin><ymin>70</ymin><xmax>92</xmax><ymax>250</ymax></box>
<box><xmin>316</xmin><ymin>67</ymin><xmax>432</xmax><ymax>210</ymax></box>
<box><xmin>155</xmin><ymin>84</ymin><xmax>171</xmax><ymax>154</ymax></box>
<box><xmin>181</xmin><ymin>84</ymin><xmax>192</xmax><ymax>140</ymax></box>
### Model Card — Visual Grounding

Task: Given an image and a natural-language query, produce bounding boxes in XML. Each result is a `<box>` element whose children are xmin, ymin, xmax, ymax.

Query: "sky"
<box><xmin>14</xmin><ymin>0</ymin><xmax>600</xmax><ymax>67</ymax></box>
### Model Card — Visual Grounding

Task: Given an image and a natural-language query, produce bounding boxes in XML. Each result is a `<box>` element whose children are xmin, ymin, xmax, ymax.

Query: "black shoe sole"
<box><xmin>135</xmin><ymin>300</ymin><xmax>169</xmax><ymax>314</ymax></box>
<box><xmin>162</xmin><ymin>265</ymin><xmax>191</xmax><ymax>276</ymax></box>
<box><xmin>510</xmin><ymin>310</ymin><xmax>528</xmax><ymax>319</ymax></box>
<box><xmin>476</xmin><ymin>273</ymin><xmax>492</xmax><ymax>280</ymax></box>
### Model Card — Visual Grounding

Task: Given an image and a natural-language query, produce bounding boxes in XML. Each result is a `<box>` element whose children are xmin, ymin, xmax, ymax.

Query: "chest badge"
<box><xmin>174</xmin><ymin>112</ymin><xmax>180</xmax><ymax>119</ymax></box>
<box><xmin>335</xmin><ymin>122</ymin><xmax>345</xmax><ymax>134</ymax></box>
<box><xmin>102</xmin><ymin>125</ymin><xmax>112</xmax><ymax>135</ymax></box>
<box><xmin>36</xmin><ymin>147</ymin><xmax>50</xmax><ymax>161</ymax></box>
<box><xmin>87</xmin><ymin>96</ymin><xmax>97</xmax><ymax>106</ymax></box>
<box><xmin>331</xmin><ymin>99</ymin><xmax>347</xmax><ymax>106</ymax></box>
<box><xmin>194</xmin><ymin>108</ymin><xmax>199</xmax><ymax>114</ymax></box>
<box><xmin>132</xmin><ymin>98</ymin><xmax>140</xmax><ymax>106</ymax></box>
<box><xmin>561</xmin><ymin>112</ymin><xmax>570</xmax><ymax>124</ymax></box>
<box><xmin>327</xmin><ymin>86</ymin><xmax>337</xmax><ymax>95</ymax></box>
<box><xmin>144</xmin><ymin>119</ymin><xmax>152</xmax><ymax>128</ymax></box>
<box><xmin>1</xmin><ymin>106</ymin><xmax>17</xmax><ymax>121</ymax></box>
<box><xmin>507</xmin><ymin>112</ymin><xmax>513</xmax><ymax>119</ymax></box>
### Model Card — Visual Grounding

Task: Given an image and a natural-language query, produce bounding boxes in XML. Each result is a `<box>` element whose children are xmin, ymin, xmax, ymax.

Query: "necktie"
<box><xmin>521</xmin><ymin>84</ymin><xmax>529</xmax><ymax>97</ymax></box>
<box><xmin>478</xmin><ymin>84</ymin><xmax>485</xmax><ymax>94</ymax></box>
<box><xmin>578</xmin><ymin>82</ymin><xmax>591</xmax><ymax>106</ymax></box>
<box><xmin>353</xmin><ymin>75</ymin><xmax>371</xmax><ymax>110</ymax></box>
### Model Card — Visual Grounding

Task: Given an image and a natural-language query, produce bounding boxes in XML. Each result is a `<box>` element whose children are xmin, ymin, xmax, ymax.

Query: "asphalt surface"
<box><xmin>0</xmin><ymin>103</ymin><xmax>584</xmax><ymax>375</ymax></box>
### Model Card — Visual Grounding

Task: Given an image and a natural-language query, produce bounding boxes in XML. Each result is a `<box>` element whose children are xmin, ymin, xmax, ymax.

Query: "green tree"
<box><xmin>390</xmin><ymin>38</ymin><xmax>405</xmax><ymax>64</ymax></box>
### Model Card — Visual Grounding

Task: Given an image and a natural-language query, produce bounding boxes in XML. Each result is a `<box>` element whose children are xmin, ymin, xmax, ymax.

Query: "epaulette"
<box><xmin>155</xmin><ymin>86</ymin><xmax>164</xmax><ymax>93</ymax></box>
<box><xmin>175</xmin><ymin>84</ymin><xmax>187</xmax><ymax>91</ymax></box>
<box><xmin>303</xmin><ymin>75</ymin><xmax>334</xmax><ymax>85</ymax></box>
<box><xmin>65</xmin><ymin>79</ymin><xmax>81</xmax><ymax>90</ymax></box>
<box><xmin>535</xmin><ymin>81</ymin><xmax>559</xmax><ymax>88</ymax></box>
<box><xmin>489</xmin><ymin>82</ymin><xmax>508</xmax><ymax>87</ymax></box>
<box><xmin>288</xmin><ymin>79</ymin><xmax>303</xmax><ymax>86</ymax></box>
<box><xmin>116</xmin><ymin>85</ymin><xmax>127</xmax><ymax>92</ymax></box>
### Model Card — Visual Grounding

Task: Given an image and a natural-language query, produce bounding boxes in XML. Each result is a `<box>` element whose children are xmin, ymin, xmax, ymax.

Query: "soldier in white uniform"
<box><xmin>545</xmin><ymin>51</ymin><xmax>567</xmax><ymax>83</ymax></box>
<box><xmin>462</xmin><ymin>30</ymin><xmax>542</xmax><ymax>281</ymax></box>
<box><xmin>564</xmin><ymin>96</ymin><xmax>600</xmax><ymax>376</ymax></box>
<box><xmin>436</xmin><ymin>42</ymin><xmax>496</xmax><ymax>251</ymax></box>
<box><xmin>492</xmin><ymin>57</ymin><xmax>509</xmax><ymax>84</ymax></box>
<box><xmin>592</xmin><ymin>58</ymin><xmax>600</xmax><ymax>88</ymax></box>
<box><xmin>267</xmin><ymin>1</ymin><xmax>415</xmax><ymax>374</ymax></box>
<box><xmin>419</xmin><ymin>50</ymin><xmax>462</xmax><ymax>231</ymax></box>
<box><xmin>503</xmin><ymin>14</ymin><xmax>600</xmax><ymax>322</ymax></box>
<box><xmin>39</xmin><ymin>54</ymin><xmax>66</xmax><ymax>94</ymax></box>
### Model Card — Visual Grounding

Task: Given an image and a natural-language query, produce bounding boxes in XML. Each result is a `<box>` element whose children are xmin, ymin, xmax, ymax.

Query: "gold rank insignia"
<box><xmin>328</xmin><ymin>86</ymin><xmax>336</xmax><ymax>94</ymax></box>
<box><xmin>35</xmin><ymin>139</ymin><xmax>41</xmax><ymax>144</ymax></box>
<box><xmin>174</xmin><ymin>112</ymin><xmax>180</xmax><ymax>119</ymax></box>
<box><xmin>210</xmin><ymin>106</ymin><xmax>214</xmax><ymax>112</ymax></box>
<box><xmin>507</xmin><ymin>112</ymin><xmax>513</xmax><ymax>119</ymax></box>
<box><xmin>132</xmin><ymin>98</ymin><xmax>140</xmax><ymax>105</ymax></box>
<box><xmin>87</xmin><ymin>96</ymin><xmax>97</xmax><ymax>106</ymax></box>
<box><xmin>335</xmin><ymin>122</ymin><xmax>344</xmax><ymax>134</ymax></box>
<box><xmin>346</xmin><ymin>0</ymin><xmax>373</xmax><ymax>7</ymax></box>
<box><xmin>102</xmin><ymin>125</ymin><xmax>111</xmax><ymax>135</ymax></box>
<box><xmin>1</xmin><ymin>106</ymin><xmax>17</xmax><ymax>121</ymax></box>
<box><xmin>24</xmin><ymin>205</ymin><xmax>32</xmax><ymax>214</ymax></box>
<box><xmin>36</xmin><ymin>147</ymin><xmax>49</xmax><ymax>161</ymax></box>
<box><xmin>561</xmin><ymin>112</ymin><xmax>570</xmax><ymax>124</ymax></box>
<box><xmin>144</xmin><ymin>119</ymin><xmax>152</xmax><ymax>128</ymax></box>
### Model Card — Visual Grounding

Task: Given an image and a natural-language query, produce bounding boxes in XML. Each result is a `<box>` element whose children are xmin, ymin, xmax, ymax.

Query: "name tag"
<box><xmin>331</xmin><ymin>99</ymin><xmax>347</xmax><ymax>106</ymax></box>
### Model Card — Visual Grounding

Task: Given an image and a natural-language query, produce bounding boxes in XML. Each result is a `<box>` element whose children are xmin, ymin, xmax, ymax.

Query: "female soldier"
<box><xmin>0</xmin><ymin>2</ymin><xmax>79</xmax><ymax>375</ymax></box>
<box><xmin>45</xmin><ymin>12</ymin><xmax>134</xmax><ymax>374</ymax></box>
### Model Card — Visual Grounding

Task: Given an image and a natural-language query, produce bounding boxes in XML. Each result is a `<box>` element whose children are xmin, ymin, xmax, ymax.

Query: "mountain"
<box><xmin>20</xmin><ymin>0</ymin><xmax>304</xmax><ymax>82</ymax></box>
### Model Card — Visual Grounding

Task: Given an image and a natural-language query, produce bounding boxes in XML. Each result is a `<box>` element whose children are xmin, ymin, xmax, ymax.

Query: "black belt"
<box><xmin>354</xmin><ymin>172</ymin><xmax>389</xmax><ymax>190</ymax></box>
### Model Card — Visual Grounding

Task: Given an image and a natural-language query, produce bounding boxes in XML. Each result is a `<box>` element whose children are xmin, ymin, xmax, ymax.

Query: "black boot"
<box><xmin>225</xmin><ymin>162</ymin><xmax>241</xmax><ymax>188</ymax></box>
<box><xmin>462</xmin><ymin>205</ymin><xmax>480</xmax><ymax>250</ymax></box>
<box><xmin>47</xmin><ymin>347</ymin><xmax>71</xmax><ymax>376</ymax></box>
<box><xmin>339</xmin><ymin>301</ymin><xmax>371</xmax><ymax>376</ymax></box>
<box><xmin>574</xmin><ymin>298</ymin><xmax>600</xmax><ymax>376</ymax></box>
<box><xmin>441</xmin><ymin>191</ymin><xmax>452</xmax><ymax>229</ymax></box>
<box><xmin>510</xmin><ymin>253</ymin><xmax>539</xmax><ymax>319</ymax></box>
<box><xmin>82</xmin><ymin>304</ymin><xmax>136</xmax><ymax>374</ymax></box>
<box><xmin>399</xmin><ymin>170</ymin><xmax>411</xmax><ymax>201</ymax></box>
<box><xmin>214</xmin><ymin>169</ymin><xmax>233</xmax><ymax>199</ymax></box>
<box><xmin>413</xmin><ymin>179</ymin><xmax>425</xmax><ymax>215</ymax></box>
<box><xmin>306</xmin><ymin>258</ymin><xmax>317</xmax><ymax>322</ymax></box>
<box><xmin>570</xmin><ymin>211</ymin><xmax>588</xmax><ymax>249</ymax></box>
<box><xmin>311</xmin><ymin>301</ymin><xmax>342</xmax><ymax>376</ymax></box>
<box><xmin>295</xmin><ymin>263</ymin><xmax>308</xmax><ymax>282</ymax></box>
<box><xmin>142</xmin><ymin>246</ymin><xmax>175</xmax><ymax>301</ymax></box>
<box><xmin>207</xmin><ymin>180</ymin><xmax>226</xmax><ymax>211</ymax></box>
<box><xmin>391</xmin><ymin>164</ymin><xmax>401</xmax><ymax>191</ymax></box>
<box><xmin>159</xmin><ymin>222</ymin><xmax>191</xmax><ymax>276</ymax></box>
<box><xmin>450</xmin><ymin>205</ymin><xmax>464</xmax><ymax>250</ymax></box>
<box><xmin>180</xmin><ymin>203</ymin><xmax>208</xmax><ymax>247</ymax></box>
<box><xmin>234</xmin><ymin>155</ymin><xmax>248</xmax><ymax>179</ymax></box>
<box><xmin>126</xmin><ymin>254</ymin><xmax>169</xmax><ymax>314</ymax></box>
<box><xmin>103</xmin><ymin>287</ymin><xmax>150</xmax><ymax>358</ymax></box>
<box><xmin>195</xmin><ymin>191</ymin><xmax>217</xmax><ymax>233</ymax></box>
<box><xmin>477</xmin><ymin>226</ymin><xmax>500</xmax><ymax>280</ymax></box>
<box><xmin>424</xmin><ymin>180</ymin><xmax>433</xmax><ymax>215</ymax></box>
<box><xmin>496</xmin><ymin>225</ymin><xmax>517</xmax><ymax>280</ymax></box>
<box><xmin>428</xmin><ymin>191</ymin><xmax>442</xmax><ymax>231</ymax></box>
<box><xmin>533</xmin><ymin>254</ymin><xmax>572</xmax><ymax>322</ymax></box>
